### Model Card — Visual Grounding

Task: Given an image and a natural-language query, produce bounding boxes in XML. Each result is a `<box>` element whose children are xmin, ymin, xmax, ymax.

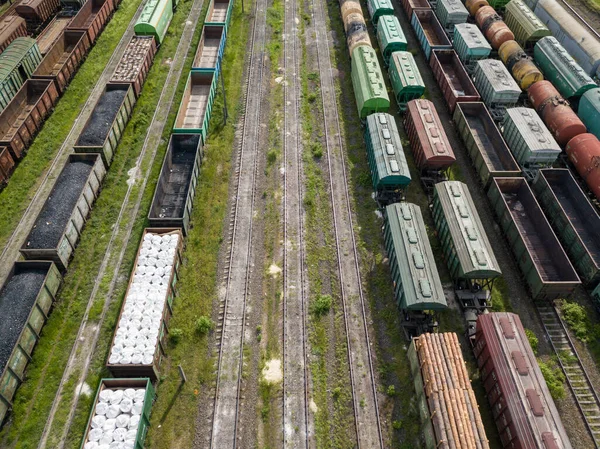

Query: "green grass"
<box><xmin>0</xmin><ymin>0</ymin><xmax>143</xmax><ymax>248</ymax></box>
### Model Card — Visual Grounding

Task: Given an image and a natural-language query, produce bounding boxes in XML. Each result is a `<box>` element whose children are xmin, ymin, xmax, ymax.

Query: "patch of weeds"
<box><xmin>538</xmin><ymin>358</ymin><xmax>566</xmax><ymax>400</ymax></box>
<box><xmin>525</xmin><ymin>329</ymin><xmax>539</xmax><ymax>355</ymax></box>
<box><xmin>170</xmin><ymin>328</ymin><xmax>184</xmax><ymax>344</ymax></box>
<box><xmin>311</xmin><ymin>294</ymin><xmax>332</xmax><ymax>316</ymax></box>
<box><xmin>195</xmin><ymin>316</ymin><xmax>214</xmax><ymax>335</ymax></box>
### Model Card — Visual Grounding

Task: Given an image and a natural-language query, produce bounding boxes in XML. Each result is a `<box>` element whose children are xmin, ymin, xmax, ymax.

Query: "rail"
<box><xmin>556</xmin><ymin>0</ymin><xmax>600</xmax><ymax>41</ymax></box>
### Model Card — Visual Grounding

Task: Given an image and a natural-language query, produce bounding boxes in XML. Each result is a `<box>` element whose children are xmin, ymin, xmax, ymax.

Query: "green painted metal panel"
<box><xmin>367</xmin><ymin>0</ymin><xmax>394</xmax><ymax>24</ymax></box>
<box><xmin>534</xmin><ymin>37</ymin><xmax>596</xmax><ymax>102</ymax></box>
<box><xmin>452</xmin><ymin>24</ymin><xmax>491</xmax><ymax>65</ymax></box>
<box><xmin>376</xmin><ymin>15</ymin><xmax>407</xmax><ymax>67</ymax></box>
<box><xmin>351</xmin><ymin>46</ymin><xmax>390</xmax><ymax>118</ymax></box>
<box><xmin>578</xmin><ymin>88</ymin><xmax>600</xmax><ymax>140</ymax></box>
<box><xmin>364</xmin><ymin>113</ymin><xmax>411</xmax><ymax>191</ymax></box>
<box><xmin>0</xmin><ymin>37</ymin><xmax>42</xmax><ymax>112</ymax></box>
<box><xmin>435</xmin><ymin>0</ymin><xmax>468</xmax><ymax>32</ymax></box>
<box><xmin>384</xmin><ymin>203</ymin><xmax>446</xmax><ymax>311</ymax></box>
<box><xmin>134</xmin><ymin>0</ymin><xmax>174</xmax><ymax>45</ymax></box>
<box><xmin>388</xmin><ymin>51</ymin><xmax>424</xmax><ymax>110</ymax></box>
<box><xmin>432</xmin><ymin>181</ymin><xmax>502</xmax><ymax>281</ymax></box>
<box><xmin>504</xmin><ymin>0</ymin><xmax>551</xmax><ymax>47</ymax></box>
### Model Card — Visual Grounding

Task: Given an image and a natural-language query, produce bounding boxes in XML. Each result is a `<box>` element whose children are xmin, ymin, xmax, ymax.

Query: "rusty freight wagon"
<box><xmin>205</xmin><ymin>0</ymin><xmax>233</xmax><ymax>31</ymax></box>
<box><xmin>67</xmin><ymin>0</ymin><xmax>115</xmax><ymax>44</ymax></box>
<box><xmin>0</xmin><ymin>261</ymin><xmax>62</xmax><ymax>426</ymax></box>
<box><xmin>32</xmin><ymin>30</ymin><xmax>90</xmax><ymax>94</ymax></box>
<box><xmin>172</xmin><ymin>71</ymin><xmax>216</xmax><ymax>143</ymax></box>
<box><xmin>110</xmin><ymin>36</ymin><xmax>157</xmax><ymax>98</ymax></box>
<box><xmin>474</xmin><ymin>313</ymin><xmax>573</xmax><ymax>449</ymax></box>
<box><xmin>532</xmin><ymin>169</ymin><xmax>600</xmax><ymax>287</ymax></box>
<box><xmin>401</xmin><ymin>0</ymin><xmax>430</xmax><ymax>20</ymax></box>
<box><xmin>192</xmin><ymin>24</ymin><xmax>225</xmax><ymax>75</ymax></box>
<box><xmin>0</xmin><ymin>37</ymin><xmax>43</xmax><ymax>112</ymax></box>
<box><xmin>35</xmin><ymin>15</ymin><xmax>74</xmax><ymax>55</ymax></box>
<box><xmin>408</xmin><ymin>332</ymin><xmax>490</xmax><ymax>449</ymax></box>
<box><xmin>429</xmin><ymin>49</ymin><xmax>480</xmax><ymax>113</ymax></box>
<box><xmin>488</xmin><ymin>177</ymin><xmax>580</xmax><ymax>299</ymax></box>
<box><xmin>106</xmin><ymin>228</ymin><xmax>183</xmax><ymax>380</ymax></box>
<box><xmin>15</xmin><ymin>0</ymin><xmax>60</xmax><ymax>23</ymax></box>
<box><xmin>149</xmin><ymin>135</ymin><xmax>203</xmax><ymax>234</ymax></box>
<box><xmin>0</xmin><ymin>147</ymin><xmax>15</xmax><ymax>186</ymax></box>
<box><xmin>404</xmin><ymin>99</ymin><xmax>455</xmax><ymax>171</ymax></box>
<box><xmin>411</xmin><ymin>9</ymin><xmax>451</xmax><ymax>61</ymax></box>
<box><xmin>0</xmin><ymin>79</ymin><xmax>59</xmax><ymax>160</ymax></box>
<box><xmin>0</xmin><ymin>16</ymin><xmax>27</xmax><ymax>53</ymax></box>
<box><xmin>453</xmin><ymin>102</ymin><xmax>520</xmax><ymax>188</ymax></box>
<box><xmin>21</xmin><ymin>154</ymin><xmax>107</xmax><ymax>271</ymax></box>
<box><xmin>74</xmin><ymin>83</ymin><xmax>136</xmax><ymax>168</ymax></box>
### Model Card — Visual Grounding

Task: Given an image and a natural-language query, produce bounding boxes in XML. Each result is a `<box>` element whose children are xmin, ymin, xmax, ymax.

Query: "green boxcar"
<box><xmin>80</xmin><ymin>378</ymin><xmax>155</xmax><ymax>449</ymax></box>
<box><xmin>578</xmin><ymin>88</ymin><xmax>600</xmax><ymax>140</ymax></box>
<box><xmin>364</xmin><ymin>113</ymin><xmax>411</xmax><ymax>202</ymax></box>
<box><xmin>452</xmin><ymin>24</ymin><xmax>491</xmax><ymax>69</ymax></box>
<box><xmin>504</xmin><ymin>0</ymin><xmax>551</xmax><ymax>48</ymax></box>
<box><xmin>388</xmin><ymin>51</ymin><xmax>424</xmax><ymax>111</ymax></box>
<box><xmin>532</xmin><ymin>169</ymin><xmax>600</xmax><ymax>286</ymax></box>
<box><xmin>351</xmin><ymin>46</ymin><xmax>390</xmax><ymax>119</ymax></box>
<box><xmin>367</xmin><ymin>0</ymin><xmax>394</xmax><ymax>24</ymax></box>
<box><xmin>384</xmin><ymin>203</ymin><xmax>447</xmax><ymax>311</ymax></box>
<box><xmin>0</xmin><ymin>37</ymin><xmax>42</xmax><ymax>112</ymax></box>
<box><xmin>432</xmin><ymin>181</ymin><xmax>501</xmax><ymax>282</ymax></box>
<box><xmin>0</xmin><ymin>261</ymin><xmax>62</xmax><ymax>426</ymax></box>
<box><xmin>173</xmin><ymin>71</ymin><xmax>217</xmax><ymax>144</ymax></box>
<box><xmin>376</xmin><ymin>15</ymin><xmax>407</xmax><ymax>67</ymax></box>
<box><xmin>134</xmin><ymin>0</ymin><xmax>174</xmax><ymax>46</ymax></box>
<box><xmin>534</xmin><ymin>37</ymin><xmax>596</xmax><ymax>104</ymax></box>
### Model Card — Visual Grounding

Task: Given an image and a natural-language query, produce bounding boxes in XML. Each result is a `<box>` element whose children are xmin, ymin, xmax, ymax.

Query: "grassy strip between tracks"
<box><xmin>0</xmin><ymin>0</ymin><xmax>141</xmax><ymax>249</ymax></box>
<box><xmin>0</xmin><ymin>0</ymin><xmax>204</xmax><ymax>447</ymax></box>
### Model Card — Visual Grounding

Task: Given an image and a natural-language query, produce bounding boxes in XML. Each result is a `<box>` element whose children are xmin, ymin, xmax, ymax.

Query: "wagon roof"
<box><xmin>366</xmin><ymin>113</ymin><xmax>411</xmax><ymax>184</ymax></box>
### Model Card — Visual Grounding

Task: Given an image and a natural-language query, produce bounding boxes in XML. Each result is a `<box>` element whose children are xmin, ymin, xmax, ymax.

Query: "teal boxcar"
<box><xmin>435</xmin><ymin>0</ymin><xmax>468</xmax><ymax>36</ymax></box>
<box><xmin>80</xmin><ymin>378</ymin><xmax>155</xmax><ymax>449</ymax></box>
<box><xmin>173</xmin><ymin>71</ymin><xmax>217</xmax><ymax>143</ymax></box>
<box><xmin>578</xmin><ymin>88</ymin><xmax>600</xmax><ymax>141</ymax></box>
<box><xmin>534</xmin><ymin>37</ymin><xmax>596</xmax><ymax>105</ymax></box>
<box><xmin>432</xmin><ymin>181</ymin><xmax>501</xmax><ymax>284</ymax></box>
<box><xmin>350</xmin><ymin>46</ymin><xmax>390</xmax><ymax>118</ymax></box>
<box><xmin>384</xmin><ymin>202</ymin><xmax>447</xmax><ymax>311</ymax></box>
<box><xmin>452</xmin><ymin>24</ymin><xmax>491</xmax><ymax>70</ymax></box>
<box><xmin>532</xmin><ymin>169</ymin><xmax>600</xmax><ymax>286</ymax></box>
<box><xmin>367</xmin><ymin>0</ymin><xmax>394</xmax><ymax>25</ymax></box>
<box><xmin>364</xmin><ymin>113</ymin><xmax>411</xmax><ymax>203</ymax></box>
<box><xmin>376</xmin><ymin>15</ymin><xmax>407</xmax><ymax>67</ymax></box>
<box><xmin>388</xmin><ymin>51</ymin><xmax>425</xmax><ymax>111</ymax></box>
<box><xmin>0</xmin><ymin>38</ymin><xmax>42</xmax><ymax>112</ymax></box>
<box><xmin>134</xmin><ymin>0</ymin><xmax>174</xmax><ymax>46</ymax></box>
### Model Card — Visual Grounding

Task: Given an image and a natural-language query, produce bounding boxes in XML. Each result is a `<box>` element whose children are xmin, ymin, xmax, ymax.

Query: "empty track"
<box><xmin>209</xmin><ymin>0</ymin><xmax>268</xmax><ymax>445</ymax></box>
<box><xmin>310</xmin><ymin>0</ymin><xmax>383</xmax><ymax>446</ymax></box>
<box><xmin>282</xmin><ymin>0</ymin><xmax>310</xmax><ymax>444</ymax></box>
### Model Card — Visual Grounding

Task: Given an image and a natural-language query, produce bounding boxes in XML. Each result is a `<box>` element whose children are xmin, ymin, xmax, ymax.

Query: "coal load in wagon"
<box><xmin>25</xmin><ymin>160</ymin><xmax>94</xmax><ymax>248</ymax></box>
<box><xmin>77</xmin><ymin>89</ymin><xmax>128</xmax><ymax>146</ymax></box>
<box><xmin>0</xmin><ymin>268</ymin><xmax>46</xmax><ymax>372</ymax></box>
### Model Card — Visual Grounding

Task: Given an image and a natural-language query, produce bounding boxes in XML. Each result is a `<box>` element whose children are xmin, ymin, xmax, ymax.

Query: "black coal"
<box><xmin>77</xmin><ymin>89</ymin><xmax>128</xmax><ymax>146</ymax></box>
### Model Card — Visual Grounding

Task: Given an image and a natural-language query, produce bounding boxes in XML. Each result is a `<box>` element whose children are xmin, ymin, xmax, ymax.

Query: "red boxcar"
<box><xmin>67</xmin><ymin>0</ymin><xmax>115</xmax><ymax>44</ymax></box>
<box><xmin>15</xmin><ymin>0</ymin><xmax>60</xmax><ymax>22</ymax></box>
<box><xmin>0</xmin><ymin>15</ymin><xmax>27</xmax><ymax>53</ymax></box>
<box><xmin>474</xmin><ymin>313</ymin><xmax>573</xmax><ymax>449</ymax></box>
<box><xmin>404</xmin><ymin>99</ymin><xmax>456</xmax><ymax>171</ymax></box>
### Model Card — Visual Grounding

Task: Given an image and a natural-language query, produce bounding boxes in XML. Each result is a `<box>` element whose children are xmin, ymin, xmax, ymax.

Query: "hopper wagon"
<box><xmin>74</xmin><ymin>83</ymin><xmax>136</xmax><ymax>168</ymax></box>
<box><xmin>488</xmin><ymin>177</ymin><xmax>580</xmax><ymax>300</ymax></box>
<box><xmin>205</xmin><ymin>0</ymin><xmax>233</xmax><ymax>33</ymax></box>
<box><xmin>134</xmin><ymin>0</ymin><xmax>174</xmax><ymax>46</ymax></box>
<box><xmin>429</xmin><ymin>49</ymin><xmax>480</xmax><ymax>113</ymax></box>
<box><xmin>366</xmin><ymin>0</ymin><xmax>393</xmax><ymax>25</ymax></box>
<box><xmin>80</xmin><ymin>378</ymin><xmax>155</xmax><ymax>449</ymax></box>
<box><xmin>110</xmin><ymin>36</ymin><xmax>157</xmax><ymax>98</ymax></box>
<box><xmin>148</xmin><ymin>135</ymin><xmax>203</xmax><ymax>235</ymax></box>
<box><xmin>0</xmin><ymin>37</ymin><xmax>43</xmax><ymax>112</ymax></box>
<box><xmin>364</xmin><ymin>113</ymin><xmax>411</xmax><ymax>204</ymax></box>
<box><xmin>192</xmin><ymin>24</ymin><xmax>226</xmax><ymax>76</ymax></box>
<box><xmin>578</xmin><ymin>88</ymin><xmax>600</xmax><ymax>141</ymax></box>
<box><xmin>106</xmin><ymin>228</ymin><xmax>183</xmax><ymax>380</ymax></box>
<box><xmin>0</xmin><ymin>16</ymin><xmax>27</xmax><ymax>53</ymax></box>
<box><xmin>172</xmin><ymin>71</ymin><xmax>217</xmax><ymax>144</ymax></box>
<box><xmin>350</xmin><ymin>45</ymin><xmax>390</xmax><ymax>118</ymax></box>
<box><xmin>435</xmin><ymin>0</ymin><xmax>468</xmax><ymax>37</ymax></box>
<box><xmin>411</xmin><ymin>9</ymin><xmax>451</xmax><ymax>61</ymax></box>
<box><xmin>20</xmin><ymin>154</ymin><xmax>107</xmax><ymax>271</ymax></box>
<box><xmin>532</xmin><ymin>169</ymin><xmax>600</xmax><ymax>287</ymax></box>
<box><xmin>388</xmin><ymin>51</ymin><xmax>424</xmax><ymax>111</ymax></box>
<box><xmin>453</xmin><ymin>102</ymin><xmax>521</xmax><ymax>188</ymax></box>
<box><xmin>67</xmin><ymin>0</ymin><xmax>115</xmax><ymax>44</ymax></box>
<box><xmin>401</xmin><ymin>0</ymin><xmax>430</xmax><ymax>19</ymax></box>
<box><xmin>384</xmin><ymin>203</ymin><xmax>446</xmax><ymax>336</ymax></box>
<box><xmin>376</xmin><ymin>15</ymin><xmax>406</xmax><ymax>67</ymax></box>
<box><xmin>0</xmin><ymin>261</ymin><xmax>62</xmax><ymax>426</ymax></box>
<box><xmin>408</xmin><ymin>332</ymin><xmax>490</xmax><ymax>449</ymax></box>
<box><xmin>32</xmin><ymin>30</ymin><xmax>91</xmax><ymax>94</ymax></box>
<box><xmin>471</xmin><ymin>59</ymin><xmax>521</xmax><ymax>120</ymax></box>
<box><xmin>452</xmin><ymin>23</ymin><xmax>491</xmax><ymax>72</ymax></box>
<box><xmin>15</xmin><ymin>0</ymin><xmax>60</xmax><ymax>23</ymax></box>
<box><xmin>432</xmin><ymin>181</ymin><xmax>501</xmax><ymax>310</ymax></box>
<box><xmin>0</xmin><ymin>147</ymin><xmax>15</xmax><ymax>186</ymax></box>
<box><xmin>503</xmin><ymin>0</ymin><xmax>550</xmax><ymax>48</ymax></box>
<box><xmin>474</xmin><ymin>313</ymin><xmax>573</xmax><ymax>449</ymax></box>
<box><xmin>35</xmin><ymin>15</ymin><xmax>74</xmax><ymax>55</ymax></box>
<box><xmin>0</xmin><ymin>79</ymin><xmax>59</xmax><ymax>161</ymax></box>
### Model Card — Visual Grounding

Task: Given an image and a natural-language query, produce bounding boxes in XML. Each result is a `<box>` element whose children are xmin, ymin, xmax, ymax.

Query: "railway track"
<box><xmin>537</xmin><ymin>304</ymin><xmax>600</xmax><ymax>448</ymax></box>
<box><xmin>209</xmin><ymin>0</ymin><xmax>268</xmax><ymax>445</ymax></box>
<box><xmin>310</xmin><ymin>0</ymin><xmax>383</xmax><ymax>446</ymax></box>
<box><xmin>282</xmin><ymin>0</ymin><xmax>310</xmax><ymax>443</ymax></box>
<box><xmin>556</xmin><ymin>0</ymin><xmax>600</xmax><ymax>41</ymax></box>
<box><xmin>35</xmin><ymin>0</ymin><xmax>208</xmax><ymax>447</ymax></box>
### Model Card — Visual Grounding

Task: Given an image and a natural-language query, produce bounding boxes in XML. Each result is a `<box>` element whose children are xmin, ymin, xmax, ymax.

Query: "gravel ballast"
<box><xmin>76</xmin><ymin>89</ymin><xmax>128</xmax><ymax>146</ymax></box>
<box><xmin>0</xmin><ymin>268</ymin><xmax>47</xmax><ymax>372</ymax></box>
<box><xmin>26</xmin><ymin>160</ymin><xmax>94</xmax><ymax>249</ymax></box>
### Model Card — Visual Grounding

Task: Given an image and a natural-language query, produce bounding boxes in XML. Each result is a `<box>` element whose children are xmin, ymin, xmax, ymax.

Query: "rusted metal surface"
<box><xmin>429</xmin><ymin>49</ymin><xmax>480</xmax><ymax>112</ymax></box>
<box><xmin>401</xmin><ymin>0</ymin><xmax>430</xmax><ymax>19</ymax></box>
<box><xmin>109</xmin><ymin>35</ymin><xmax>156</xmax><ymax>98</ymax></box>
<box><xmin>0</xmin><ymin>15</ymin><xmax>27</xmax><ymax>53</ymax></box>
<box><xmin>15</xmin><ymin>0</ymin><xmax>59</xmax><ymax>22</ymax></box>
<box><xmin>67</xmin><ymin>0</ymin><xmax>115</xmax><ymax>44</ymax></box>
<box><xmin>0</xmin><ymin>146</ymin><xmax>15</xmax><ymax>186</ymax></box>
<box><xmin>35</xmin><ymin>15</ymin><xmax>73</xmax><ymax>55</ymax></box>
